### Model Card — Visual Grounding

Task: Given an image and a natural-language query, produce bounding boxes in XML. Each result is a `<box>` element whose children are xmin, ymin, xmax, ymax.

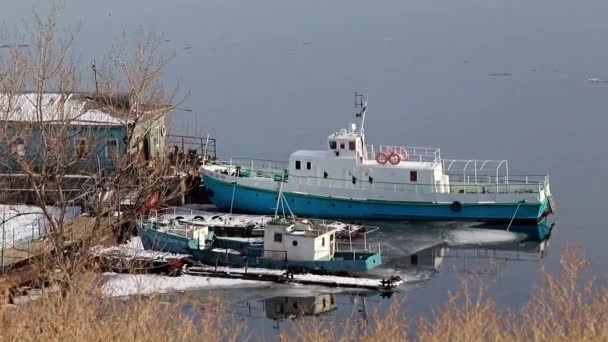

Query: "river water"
<box><xmin>4</xmin><ymin>0</ymin><xmax>608</xmax><ymax>339</ymax></box>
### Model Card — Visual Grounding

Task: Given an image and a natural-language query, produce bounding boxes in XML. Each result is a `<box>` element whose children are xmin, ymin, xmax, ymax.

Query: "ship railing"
<box><xmin>148</xmin><ymin>207</ymin><xmax>271</xmax><ymax>227</ymax></box>
<box><xmin>443</xmin><ymin>159</ymin><xmax>510</xmax><ymax>182</ymax></box>
<box><xmin>365</xmin><ymin>145</ymin><xmax>441</xmax><ymax>163</ymax></box>
<box><xmin>210</xmin><ymin>158</ymin><xmax>288</xmax><ymax>178</ymax></box>
<box><xmin>286</xmin><ymin>173</ymin><xmax>548</xmax><ymax>195</ymax></box>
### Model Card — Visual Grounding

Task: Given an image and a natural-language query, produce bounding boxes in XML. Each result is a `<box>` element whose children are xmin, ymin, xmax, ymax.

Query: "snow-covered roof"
<box><xmin>0</xmin><ymin>93</ymin><xmax>127</xmax><ymax>126</ymax></box>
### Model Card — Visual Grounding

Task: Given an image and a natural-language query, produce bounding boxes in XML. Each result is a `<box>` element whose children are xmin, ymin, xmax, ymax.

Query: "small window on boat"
<box><xmin>274</xmin><ymin>233</ymin><xmax>283</xmax><ymax>242</ymax></box>
<box><xmin>340</xmin><ymin>142</ymin><xmax>345</xmax><ymax>149</ymax></box>
<box><xmin>295</xmin><ymin>160</ymin><xmax>301</xmax><ymax>170</ymax></box>
<box><xmin>306</xmin><ymin>161</ymin><xmax>311</xmax><ymax>170</ymax></box>
<box><xmin>292</xmin><ymin>240</ymin><xmax>298</xmax><ymax>247</ymax></box>
<box><xmin>329</xmin><ymin>140</ymin><xmax>337</xmax><ymax>149</ymax></box>
<box><xmin>330</xmin><ymin>234</ymin><xmax>334</xmax><ymax>241</ymax></box>
<box><xmin>324</xmin><ymin>172</ymin><xmax>328</xmax><ymax>179</ymax></box>
<box><xmin>322</xmin><ymin>237</ymin><xmax>325</xmax><ymax>247</ymax></box>
<box><xmin>410</xmin><ymin>170</ymin><xmax>418</xmax><ymax>182</ymax></box>
<box><xmin>348</xmin><ymin>141</ymin><xmax>356</xmax><ymax>150</ymax></box>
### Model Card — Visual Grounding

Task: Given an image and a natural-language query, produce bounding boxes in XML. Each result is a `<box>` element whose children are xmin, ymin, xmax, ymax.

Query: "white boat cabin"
<box><xmin>263</xmin><ymin>220</ymin><xmax>336</xmax><ymax>261</ymax></box>
<box><xmin>287</xmin><ymin>109</ymin><xmax>450</xmax><ymax>193</ymax></box>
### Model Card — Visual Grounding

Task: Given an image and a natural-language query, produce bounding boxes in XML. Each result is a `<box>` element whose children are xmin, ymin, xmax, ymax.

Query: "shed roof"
<box><xmin>0</xmin><ymin>92</ymin><xmax>130</xmax><ymax>126</ymax></box>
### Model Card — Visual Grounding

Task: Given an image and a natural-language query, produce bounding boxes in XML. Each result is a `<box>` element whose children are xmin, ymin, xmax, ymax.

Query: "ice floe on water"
<box><xmin>442</xmin><ymin>228</ymin><xmax>525</xmax><ymax>246</ymax></box>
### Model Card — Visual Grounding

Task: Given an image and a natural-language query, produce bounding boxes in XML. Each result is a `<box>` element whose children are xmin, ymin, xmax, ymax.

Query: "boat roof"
<box><xmin>290</xmin><ymin>150</ymin><xmax>334</xmax><ymax>159</ymax></box>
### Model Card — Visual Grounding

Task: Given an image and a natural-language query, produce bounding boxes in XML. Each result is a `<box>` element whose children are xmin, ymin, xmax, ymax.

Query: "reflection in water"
<box><xmin>370</xmin><ymin>221</ymin><xmax>554</xmax><ymax>279</ymax></box>
<box><xmin>219</xmin><ymin>221</ymin><xmax>555</xmax><ymax>340</ymax></box>
<box><xmin>264</xmin><ymin>294</ymin><xmax>337</xmax><ymax>320</ymax></box>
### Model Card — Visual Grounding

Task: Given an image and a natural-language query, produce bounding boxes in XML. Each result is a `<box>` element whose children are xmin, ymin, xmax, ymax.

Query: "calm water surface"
<box><xmin>4</xmin><ymin>0</ymin><xmax>608</xmax><ymax>338</ymax></box>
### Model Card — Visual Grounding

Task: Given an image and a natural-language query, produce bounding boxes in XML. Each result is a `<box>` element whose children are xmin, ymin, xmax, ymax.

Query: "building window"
<box><xmin>75</xmin><ymin>138</ymin><xmax>89</xmax><ymax>159</ymax></box>
<box><xmin>340</xmin><ymin>142</ymin><xmax>345</xmax><ymax>149</ymax></box>
<box><xmin>295</xmin><ymin>160</ymin><xmax>301</xmax><ymax>170</ymax></box>
<box><xmin>106</xmin><ymin>139</ymin><xmax>119</xmax><ymax>159</ymax></box>
<box><xmin>410</xmin><ymin>170</ymin><xmax>418</xmax><ymax>182</ymax></box>
<box><xmin>274</xmin><ymin>233</ymin><xmax>283</xmax><ymax>242</ymax></box>
<box><xmin>348</xmin><ymin>141</ymin><xmax>356</xmax><ymax>150</ymax></box>
<box><xmin>306</xmin><ymin>161</ymin><xmax>311</xmax><ymax>170</ymax></box>
<box><xmin>329</xmin><ymin>140</ymin><xmax>337</xmax><ymax>149</ymax></box>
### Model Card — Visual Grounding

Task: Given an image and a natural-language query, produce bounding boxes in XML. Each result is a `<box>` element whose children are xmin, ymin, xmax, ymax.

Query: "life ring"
<box><xmin>450</xmin><ymin>201</ymin><xmax>462</xmax><ymax>212</ymax></box>
<box><xmin>160</xmin><ymin>125</ymin><xmax>167</xmax><ymax>137</ymax></box>
<box><xmin>375</xmin><ymin>152</ymin><xmax>389</xmax><ymax>165</ymax></box>
<box><xmin>388</xmin><ymin>153</ymin><xmax>401</xmax><ymax>165</ymax></box>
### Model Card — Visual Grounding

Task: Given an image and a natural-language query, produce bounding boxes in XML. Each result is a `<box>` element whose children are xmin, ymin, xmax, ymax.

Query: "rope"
<box><xmin>507</xmin><ymin>200</ymin><xmax>524</xmax><ymax>231</ymax></box>
<box><xmin>229</xmin><ymin>181</ymin><xmax>237</xmax><ymax>215</ymax></box>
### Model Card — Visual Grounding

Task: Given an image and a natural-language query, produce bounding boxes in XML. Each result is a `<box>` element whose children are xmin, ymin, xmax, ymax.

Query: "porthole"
<box><xmin>292</xmin><ymin>240</ymin><xmax>298</xmax><ymax>247</ymax></box>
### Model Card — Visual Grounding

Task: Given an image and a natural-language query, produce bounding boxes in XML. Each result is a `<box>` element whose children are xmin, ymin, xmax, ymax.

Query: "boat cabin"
<box><xmin>263</xmin><ymin>220</ymin><xmax>336</xmax><ymax>261</ymax></box>
<box><xmin>287</xmin><ymin>117</ymin><xmax>450</xmax><ymax>193</ymax></box>
<box><xmin>189</xmin><ymin>226</ymin><xmax>211</xmax><ymax>250</ymax></box>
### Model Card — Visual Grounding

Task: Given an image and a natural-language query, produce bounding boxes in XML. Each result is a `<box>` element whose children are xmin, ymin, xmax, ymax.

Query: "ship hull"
<box><xmin>203</xmin><ymin>174</ymin><xmax>550</xmax><ymax>223</ymax></box>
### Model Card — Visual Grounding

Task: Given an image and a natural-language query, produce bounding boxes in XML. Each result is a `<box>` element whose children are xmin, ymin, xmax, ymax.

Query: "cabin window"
<box><xmin>106</xmin><ymin>139</ymin><xmax>119</xmax><ymax>159</ymax></box>
<box><xmin>274</xmin><ymin>233</ymin><xmax>283</xmax><ymax>242</ymax></box>
<box><xmin>330</xmin><ymin>234</ymin><xmax>334</xmax><ymax>241</ymax></box>
<box><xmin>329</xmin><ymin>140</ymin><xmax>337</xmax><ymax>149</ymax></box>
<box><xmin>410</xmin><ymin>170</ymin><xmax>418</xmax><ymax>182</ymax></box>
<box><xmin>322</xmin><ymin>237</ymin><xmax>325</xmax><ymax>247</ymax></box>
<box><xmin>292</xmin><ymin>240</ymin><xmax>298</xmax><ymax>247</ymax></box>
<box><xmin>340</xmin><ymin>142</ymin><xmax>345</xmax><ymax>149</ymax></box>
<box><xmin>349</xmin><ymin>141</ymin><xmax>356</xmax><ymax>150</ymax></box>
<box><xmin>324</xmin><ymin>172</ymin><xmax>328</xmax><ymax>179</ymax></box>
<box><xmin>76</xmin><ymin>138</ymin><xmax>89</xmax><ymax>159</ymax></box>
<box><xmin>295</xmin><ymin>160</ymin><xmax>301</xmax><ymax>170</ymax></box>
<box><xmin>306</xmin><ymin>161</ymin><xmax>311</xmax><ymax>170</ymax></box>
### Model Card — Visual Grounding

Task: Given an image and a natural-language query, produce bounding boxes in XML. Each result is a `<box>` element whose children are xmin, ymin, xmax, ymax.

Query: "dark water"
<box><xmin>5</xmin><ymin>0</ymin><xmax>608</xmax><ymax>338</ymax></box>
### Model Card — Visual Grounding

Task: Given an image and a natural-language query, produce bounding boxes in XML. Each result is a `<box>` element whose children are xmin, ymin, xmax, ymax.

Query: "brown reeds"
<box><xmin>1</xmin><ymin>247</ymin><xmax>607</xmax><ymax>341</ymax></box>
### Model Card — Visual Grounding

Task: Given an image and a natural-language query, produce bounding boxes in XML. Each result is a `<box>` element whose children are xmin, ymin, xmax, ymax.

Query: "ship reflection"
<box><xmin>263</xmin><ymin>294</ymin><xmax>337</xmax><ymax>320</ymax></box>
<box><xmin>376</xmin><ymin>221</ymin><xmax>555</xmax><ymax>276</ymax></box>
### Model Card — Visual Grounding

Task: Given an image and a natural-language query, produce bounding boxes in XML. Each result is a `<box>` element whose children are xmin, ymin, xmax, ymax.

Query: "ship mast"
<box><xmin>354</xmin><ymin>92</ymin><xmax>367</xmax><ymax>145</ymax></box>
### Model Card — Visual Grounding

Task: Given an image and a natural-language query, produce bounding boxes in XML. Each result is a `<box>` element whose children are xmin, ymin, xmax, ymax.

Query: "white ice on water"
<box><xmin>442</xmin><ymin>228</ymin><xmax>525</xmax><ymax>246</ymax></box>
<box><xmin>102</xmin><ymin>273</ymin><xmax>265</xmax><ymax>297</ymax></box>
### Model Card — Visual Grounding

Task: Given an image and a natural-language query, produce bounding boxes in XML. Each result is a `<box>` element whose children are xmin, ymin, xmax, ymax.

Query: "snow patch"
<box><xmin>0</xmin><ymin>204</ymin><xmax>80</xmax><ymax>249</ymax></box>
<box><xmin>102</xmin><ymin>273</ymin><xmax>265</xmax><ymax>297</ymax></box>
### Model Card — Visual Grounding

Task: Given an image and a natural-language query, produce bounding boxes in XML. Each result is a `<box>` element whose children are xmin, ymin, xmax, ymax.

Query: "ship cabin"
<box><xmin>287</xmin><ymin>124</ymin><xmax>450</xmax><ymax>193</ymax></box>
<box><xmin>263</xmin><ymin>220</ymin><xmax>336</xmax><ymax>261</ymax></box>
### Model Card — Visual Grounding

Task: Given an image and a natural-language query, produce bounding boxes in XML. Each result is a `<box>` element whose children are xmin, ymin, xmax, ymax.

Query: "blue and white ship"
<box><xmin>203</xmin><ymin>94</ymin><xmax>556</xmax><ymax>223</ymax></box>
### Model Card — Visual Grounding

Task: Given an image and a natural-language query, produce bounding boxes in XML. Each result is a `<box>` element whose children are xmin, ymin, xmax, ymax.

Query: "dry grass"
<box><xmin>1</xmin><ymin>248</ymin><xmax>607</xmax><ymax>341</ymax></box>
<box><xmin>0</xmin><ymin>274</ymin><xmax>245</xmax><ymax>342</ymax></box>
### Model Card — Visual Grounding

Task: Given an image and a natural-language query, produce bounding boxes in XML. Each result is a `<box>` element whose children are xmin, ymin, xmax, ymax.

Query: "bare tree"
<box><xmin>0</xmin><ymin>7</ymin><xmax>189</xmax><ymax>286</ymax></box>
